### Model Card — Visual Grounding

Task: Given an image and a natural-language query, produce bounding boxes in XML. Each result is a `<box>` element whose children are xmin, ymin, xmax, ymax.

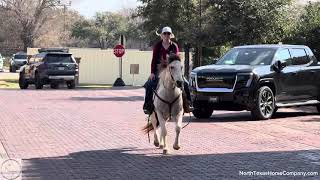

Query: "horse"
<box><xmin>143</xmin><ymin>54</ymin><xmax>184</xmax><ymax>155</ymax></box>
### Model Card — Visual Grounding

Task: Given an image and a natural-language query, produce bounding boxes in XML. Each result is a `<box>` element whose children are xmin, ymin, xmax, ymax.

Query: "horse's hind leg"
<box><xmin>173</xmin><ymin>112</ymin><xmax>183</xmax><ymax>150</ymax></box>
<box><xmin>150</xmin><ymin>112</ymin><xmax>160</xmax><ymax>147</ymax></box>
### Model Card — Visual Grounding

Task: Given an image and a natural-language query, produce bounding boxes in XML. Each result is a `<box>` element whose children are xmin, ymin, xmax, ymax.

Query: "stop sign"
<box><xmin>113</xmin><ymin>45</ymin><xmax>125</xmax><ymax>57</ymax></box>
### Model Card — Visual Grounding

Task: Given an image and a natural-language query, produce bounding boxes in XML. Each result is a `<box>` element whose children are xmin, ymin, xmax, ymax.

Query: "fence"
<box><xmin>27</xmin><ymin>48</ymin><xmax>191</xmax><ymax>86</ymax></box>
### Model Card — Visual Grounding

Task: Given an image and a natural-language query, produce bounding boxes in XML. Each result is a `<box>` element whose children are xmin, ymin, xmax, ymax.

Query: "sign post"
<box><xmin>113</xmin><ymin>44</ymin><xmax>126</xmax><ymax>86</ymax></box>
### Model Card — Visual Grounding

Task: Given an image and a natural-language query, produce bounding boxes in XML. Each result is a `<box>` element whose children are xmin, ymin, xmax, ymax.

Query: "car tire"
<box><xmin>251</xmin><ymin>86</ymin><xmax>275</xmax><ymax>120</ymax></box>
<box><xmin>35</xmin><ymin>73</ymin><xmax>43</xmax><ymax>89</ymax></box>
<box><xmin>19</xmin><ymin>72</ymin><xmax>28</xmax><ymax>89</ymax></box>
<box><xmin>316</xmin><ymin>104</ymin><xmax>320</xmax><ymax>113</ymax></box>
<box><xmin>50</xmin><ymin>83</ymin><xmax>59</xmax><ymax>89</ymax></box>
<box><xmin>10</xmin><ymin>66</ymin><xmax>16</xmax><ymax>73</ymax></box>
<box><xmin>192</xmin><ymin>101</ymin><xmax>213</xmax><ymax>119</ymax></box>
<box><xmin>67</xmin><ymin>80</ymin><xmax>75</xmax><ymax>89</ymax></box>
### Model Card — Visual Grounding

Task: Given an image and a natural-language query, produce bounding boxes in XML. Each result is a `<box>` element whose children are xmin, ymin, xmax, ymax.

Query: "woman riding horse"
<box><xmin>143</xmin><ymin>26</ymin><xmax>193</xmax><ymax>115</ymax></box>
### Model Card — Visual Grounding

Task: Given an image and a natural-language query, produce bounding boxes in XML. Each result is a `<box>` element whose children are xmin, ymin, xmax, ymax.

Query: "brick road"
<box><xmin>0</xmin><ymin>88</ymin><xmax>319</xmax><ymax>179</ymax></box>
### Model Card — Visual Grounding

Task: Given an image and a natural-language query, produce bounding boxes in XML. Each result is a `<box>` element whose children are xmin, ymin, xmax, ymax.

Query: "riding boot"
<box><xmin>143</xmin><ymin>81</ymin><xmax>154</xmax><ymax>115</ymax></box>
<box><xmin>182</xmin><ymin>79</ymin><xmax>194</xmax><ymax>113</ymax></box>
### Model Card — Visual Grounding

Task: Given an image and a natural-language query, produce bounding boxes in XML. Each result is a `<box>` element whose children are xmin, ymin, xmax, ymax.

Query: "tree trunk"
<box><xmin>21</xmin><ymin>30</ymin><xmax>35</xmax><ymax>52</ymax></box>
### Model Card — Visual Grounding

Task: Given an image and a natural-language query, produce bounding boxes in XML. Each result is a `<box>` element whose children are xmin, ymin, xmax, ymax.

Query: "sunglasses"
<box><xmin>163</xmin><ymin>32</ymin><xmax>171</xmax><ymax>35</ymax></box>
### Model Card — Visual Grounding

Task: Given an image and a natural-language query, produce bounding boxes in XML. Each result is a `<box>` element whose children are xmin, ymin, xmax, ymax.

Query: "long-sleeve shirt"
<box><xmin>151</xmin><ymin>40</ymin><xmax>179</xmax><ymax>74</ymax></box>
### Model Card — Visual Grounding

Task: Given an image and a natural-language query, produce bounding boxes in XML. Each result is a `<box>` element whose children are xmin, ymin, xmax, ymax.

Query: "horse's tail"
<box><xmin>142</xmin><ymin>113</ymin><xmax>159</xmax><ymax>134</ymax></box>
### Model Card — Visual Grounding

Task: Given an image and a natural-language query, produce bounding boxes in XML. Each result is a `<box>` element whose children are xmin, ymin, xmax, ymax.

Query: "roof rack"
<box><xmin>38</xmin><ymin>48</ymin><xmax>69</xmax><ymax>53</ymax></box>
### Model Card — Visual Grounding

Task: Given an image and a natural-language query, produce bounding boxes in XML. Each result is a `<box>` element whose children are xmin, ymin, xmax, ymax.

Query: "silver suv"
<box><xmin>10</xmin><ymin>52</ymin><xmax>28</xmax><ymax>72</ymax></box>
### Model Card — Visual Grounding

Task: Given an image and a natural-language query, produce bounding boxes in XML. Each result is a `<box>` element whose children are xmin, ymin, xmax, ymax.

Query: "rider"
<box><xmin>143</xmin><ymin>26</ymin><xmax>194</xmax><ymax>115</ymax></box>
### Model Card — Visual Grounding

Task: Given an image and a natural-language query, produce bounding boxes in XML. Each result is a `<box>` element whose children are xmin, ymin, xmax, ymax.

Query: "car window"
<box><xmin>216</xmin><ymin>48</ymin><xmax>275</xmax><ymax>65</ymax></box>
<box><xmin>289</xmin><ymin>48</ymin><xmax>309</xmax><ymax>65</ymax></box>
<box><xmin>14</xmin><ymin>54</ymin><xmax>27</xmax><ymax>59</ymax></box>
<box><xmin>274</xmin><ymin>49</ymin><xmax>292</xmax><ymax>65</ymax></box>
<box><xmin>45</xmin><ymin>54</ymin><xmax>73</xmax><ymax>63</ymax></box>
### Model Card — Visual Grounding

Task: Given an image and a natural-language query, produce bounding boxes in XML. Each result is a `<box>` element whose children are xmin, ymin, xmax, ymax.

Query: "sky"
<box><xmin>68</xmin><ymin>0</ymin><xmax>318</xmax><ymax>18</ymax></box>
<box><xmin>69</xmin><ymin>0</ymin><xmax>141</xmax><ymax>18</ymax></box>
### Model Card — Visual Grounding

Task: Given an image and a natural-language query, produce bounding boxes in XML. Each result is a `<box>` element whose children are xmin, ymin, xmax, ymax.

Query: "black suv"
<box><xmin>190</xmin><ymin>44</ymin><xmax>320</xmax><ymax>120</ymax></box>
<box><xmin>19</xmin><ymin>48</ymin><xmax>78</xmax><ymax>89</ymax></box>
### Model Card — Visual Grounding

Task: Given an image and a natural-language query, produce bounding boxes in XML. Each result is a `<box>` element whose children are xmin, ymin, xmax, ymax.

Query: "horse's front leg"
<box><xmin>173</xmin><ymin>112</ymin><xmax>183</xmax><ymax>150</ymax></box>
<box><xmin>158</xmin><ymin>113</ymin><xmax>169</xmax><ymax>154</ymax></box>
<box><xmin>150</xmin><ymin>112</ymin><xmax>160</xmax><ymax>147</ymax></box>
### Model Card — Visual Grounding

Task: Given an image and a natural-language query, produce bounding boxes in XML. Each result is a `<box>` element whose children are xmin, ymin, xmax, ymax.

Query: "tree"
<box><xmin>206</xmin><ymin>0</ymin><xmax>294</xmax><ymax>46</ymax></box>
<box><xmin>0</xmin><ymin>0</ymin><xmax>59</xmax><ymax>51</ymax></box>
<box><xmin>290</xmin><ymin>2</ymin><xmax>320</xmax><ymax>59</ymax></box>
<box><xmin>71</xmin><ymin>12</ymin><xmax>127</xmax><ymax>49</ymax></box>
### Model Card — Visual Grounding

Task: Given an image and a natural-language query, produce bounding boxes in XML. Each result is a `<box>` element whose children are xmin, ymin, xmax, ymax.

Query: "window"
<box><xmin>216</xmin><ymin>48</ymin><xmax>275</xmax><ymax>65</ymax></box>
<box><xmin>274</xmin><ymin>49</ymin><xmax>291</xmax><ymax>65</ymax></box>
<box><xmin>14</xmin><ymin>54</ymin><xmax>27</xmax><ymax>59</ymax></box>
<box><xmin>46</xmin><ymin>54</ymin><xmax>73</xmax><ymax>63</ymax></box>
<box><xmin>289</xmin><ymin>48</ymin><xmax>309</xmax><ymax>65</ymax></box>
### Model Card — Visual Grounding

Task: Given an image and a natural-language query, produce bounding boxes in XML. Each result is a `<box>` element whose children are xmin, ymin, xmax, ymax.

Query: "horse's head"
<box><xmin>168</xmin><ymin>54</ymin><xmax>184</xmax><ymax>89</ymax></box>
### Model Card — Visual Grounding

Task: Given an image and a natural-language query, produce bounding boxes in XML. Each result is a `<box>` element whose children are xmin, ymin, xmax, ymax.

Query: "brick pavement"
<box><xmin>0</xmin><ymin>88</ymin><xmax>319</xmax><ymax>179</ymax></box>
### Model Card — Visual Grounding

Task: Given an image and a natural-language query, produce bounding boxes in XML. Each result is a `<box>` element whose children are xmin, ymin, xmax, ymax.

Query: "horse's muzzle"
<box><xmin>176</xmin><ymin>80</ymin><xmax>183</xmax><ymax>89</ymax></box>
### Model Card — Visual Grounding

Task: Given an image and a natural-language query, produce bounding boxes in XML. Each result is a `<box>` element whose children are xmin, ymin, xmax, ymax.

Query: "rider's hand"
<box><xmin>149</xmin><ymin>73</ymin><xmax>155</xmax><ymax>80</ymax></box>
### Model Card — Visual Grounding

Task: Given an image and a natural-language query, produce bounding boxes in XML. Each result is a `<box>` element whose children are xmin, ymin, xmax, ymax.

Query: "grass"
<box><xmin>0</xmin><ymin>79</ymin><xmax>19</xmax><ymax>89</ymax></box>
<box><xmin>0</xmin><ymin>78</ymin><xmax>113</xmax><ymax>89</ymax></box>
<box><xmin>77</xmin><ymin>84</ymin><xmax>112</xmax><ymax>89</ymax></box>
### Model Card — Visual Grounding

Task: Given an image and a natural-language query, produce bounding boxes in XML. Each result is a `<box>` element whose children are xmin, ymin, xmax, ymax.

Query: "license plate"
<box><xmin>58</xmin><ymin>67</ymin><xmax>65</xmax><ymax>70</ymax></box>
<box><xmin>209</xmin><ymin>97</ymin><xmax>218</xmax><ymax>102</ymax></box>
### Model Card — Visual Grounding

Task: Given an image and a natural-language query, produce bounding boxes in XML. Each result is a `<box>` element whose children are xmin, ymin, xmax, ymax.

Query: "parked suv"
<box><xmin>10</xmin><ymin>52</ymin><xmax>28</xmax><ymax>72</ymax></box>
<box><xmin>19</xmin><ymin>48</ymin><xmax>78</xmax><ymax>89</ymax></box>
<box><xmin>190</xmin><ymin>44</ymin><xmax>320</xmax><ymax>120</ymax></box>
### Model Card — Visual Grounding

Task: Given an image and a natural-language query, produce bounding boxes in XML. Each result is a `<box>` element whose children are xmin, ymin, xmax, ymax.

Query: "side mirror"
<box><xmin>272</xmin><ymin>60</ymin><xmax>286</xmax><ymax>72</ymax></box>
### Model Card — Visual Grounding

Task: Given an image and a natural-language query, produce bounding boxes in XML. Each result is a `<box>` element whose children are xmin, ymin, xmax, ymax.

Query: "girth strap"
<box><xmin>152</xmin><ymin>89</ymin><xmax>181</xmax><ymax>117</ymax></box>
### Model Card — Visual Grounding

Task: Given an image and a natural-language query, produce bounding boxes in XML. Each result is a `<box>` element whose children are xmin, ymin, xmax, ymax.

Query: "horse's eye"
<box><xmin>170</xmin><ymin>66</ymin><xmax>174</xmax><ymax>69</ymax></box>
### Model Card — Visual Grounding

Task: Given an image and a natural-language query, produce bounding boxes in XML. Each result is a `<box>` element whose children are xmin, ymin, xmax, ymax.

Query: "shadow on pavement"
<box><xmin>186</xmin><ymin>111</ymin><xmax>319</xmax><ymax>123</ymax></box>
<box><xmin>22</xmin><ymin>148</ymin><xmax>320</xmax><ymax>179</ymax></box>
<box><xmin>70</xmin><ymin>96</ymin><xmax>144</xmax><ymax>102</ymax></box>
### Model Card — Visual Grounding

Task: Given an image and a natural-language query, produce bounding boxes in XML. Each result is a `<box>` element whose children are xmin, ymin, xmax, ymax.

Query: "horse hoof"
<box><xmin>163</xmin><ymin>149</ymin><xmax>169</xmax><ymax>155</ymax></box>
<box><xmin>159</xmin><ymin>145</ymin><xmax>164</xmax><ymax>149</ymax></box>
<box><xmin>154</xmin><ymin>141</ymin><xmax>159</xmax><ymax>147</ymax></box>
<box><xmin>173</xmin><ymin>145</ymin><xmax>180</xmax><ymax>150</ymax></box>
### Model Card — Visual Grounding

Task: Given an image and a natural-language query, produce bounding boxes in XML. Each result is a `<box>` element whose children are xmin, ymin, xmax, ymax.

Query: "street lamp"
<box><xmin>57</xmin><ymin>0</ymin><xmax>72</xmax><ymax>47</ymax></box>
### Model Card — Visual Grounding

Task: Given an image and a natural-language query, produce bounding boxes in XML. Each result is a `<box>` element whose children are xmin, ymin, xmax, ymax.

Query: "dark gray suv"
<box><xmin>19</xmin><ymin>49</ymin><xmax>78</xmax><ymax>89</ymax></box>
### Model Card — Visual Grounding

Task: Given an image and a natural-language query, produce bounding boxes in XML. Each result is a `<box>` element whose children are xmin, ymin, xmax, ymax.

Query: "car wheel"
<box><xmin>192</xmin><ymin>101</ymin><xmax>213</xmax><ymax>119</ymax></box>
<box><xmin>316</xmin><ymin>104</ymin><xmax>320</xmax><ymax>113</ymax></box>
<box><xmin>35</xmin><ymin>73</ymin><xmax>43</xmax><ymax>89</ymax></box>
<box><xmin>19</xmin><ymin>72</ymin><xmax>28</xmax><ymax>89</ymax></box>
<box><xmin>50</xmin><ymin>83</ymin><xmax>59</xmax><ymax>89</ymax></box>
<box><xmin>251</xmin><ymin>86</ymin><xmax>275</xmax><ymax>120</ymax></box>
<box><xmin>67</xmin><ymin>80</ymin><xmax>75</xmax><ymax>89</ymax></box>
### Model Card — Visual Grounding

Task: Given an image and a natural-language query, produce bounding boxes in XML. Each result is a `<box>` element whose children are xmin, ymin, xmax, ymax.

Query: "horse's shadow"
<box><xmin>22</xmin><ymin>148</ymin><xmax>320</xmax><ymax>179</ymax></box>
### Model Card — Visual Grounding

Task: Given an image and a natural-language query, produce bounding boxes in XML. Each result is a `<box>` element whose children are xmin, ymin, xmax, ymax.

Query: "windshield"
<box><xmin>46</xmin><ymin>54</ymin><xmax>73</xmax><ymax>63</ymax></box>
<box><xmin>14</xmin><ymin>54</ymin><xmax>27</xmax><ymax>59</ymax></box>
<box><xmin>216</xmin><ymin>48</ymin><xmax>276</xmax><ymax>65</ymax></box>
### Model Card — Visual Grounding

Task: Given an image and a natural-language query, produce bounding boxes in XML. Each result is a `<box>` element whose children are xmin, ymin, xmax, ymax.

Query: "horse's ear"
<box><xmin>168</xmin><ymin>53</ymin><xmax>181</xmax><ymax>63</ymax></box>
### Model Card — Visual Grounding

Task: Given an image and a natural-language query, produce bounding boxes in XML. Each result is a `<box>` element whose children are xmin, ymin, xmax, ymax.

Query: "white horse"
<box><xmin>143</xmin><ymin>54</ymin><xmax>184</xmax><ymax>155</ymax></box>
